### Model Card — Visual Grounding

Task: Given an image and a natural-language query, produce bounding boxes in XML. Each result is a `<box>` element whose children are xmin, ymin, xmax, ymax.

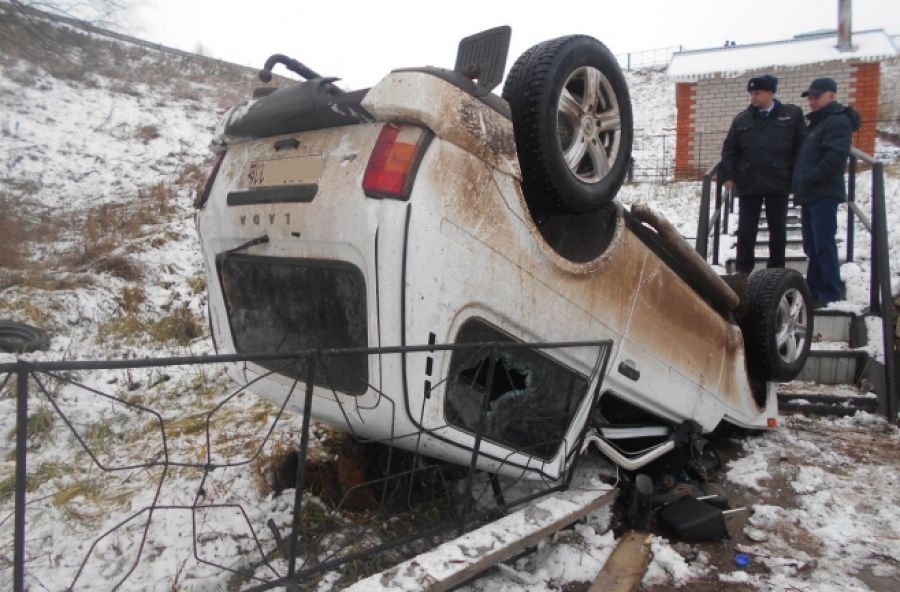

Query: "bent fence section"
<box><xmin>1</xmin><ymin>340</ymin><xmax>611</xmax><ymax>591</ymax></box>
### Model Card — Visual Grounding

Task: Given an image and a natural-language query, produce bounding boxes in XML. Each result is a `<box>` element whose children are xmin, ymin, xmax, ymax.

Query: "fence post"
<box><xmin>14</xmin><ymin>366</ymin><xmax>28</xmax><ymax>592</ymax></box>
<box><xmin>287</xmin><ymin>356</ymin><xmax>316</xmax><ymax>582</ymax></box>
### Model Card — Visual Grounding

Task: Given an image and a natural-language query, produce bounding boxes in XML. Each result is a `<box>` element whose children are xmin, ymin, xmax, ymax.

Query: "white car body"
<box><xmin>196</xmin><ymin>70</ymin><xmax>777</xmax><ymax>481</ymax></box>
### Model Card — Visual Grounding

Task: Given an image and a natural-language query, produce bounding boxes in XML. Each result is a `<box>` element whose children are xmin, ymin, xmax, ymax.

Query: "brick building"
<box><xmin>667</xmin><ymin>30</ymin><xmax>898</xmax><ymax>180</ymax></box>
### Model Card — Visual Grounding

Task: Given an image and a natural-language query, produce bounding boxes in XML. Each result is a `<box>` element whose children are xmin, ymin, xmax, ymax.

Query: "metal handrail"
<box><xmin>696</xmin><ymin>150</ymin><xmax>896</xmax><ymax>422</ymax></box>
<box><xmin>848</xmin><ymin>148</ymin><xmax>897</xmax><ymax>422</ymax></box>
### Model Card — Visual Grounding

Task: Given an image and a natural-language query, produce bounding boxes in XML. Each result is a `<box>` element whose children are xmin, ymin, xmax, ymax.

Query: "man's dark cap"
<box><xmin>801</xmin><ymin>77</ymin><xmax>838</xmax><ymax>97</ymax></box>
<box><xmin>747</xmin><ymin>75</ymin><xmax>777</xmax><ymax>93</ymax></box>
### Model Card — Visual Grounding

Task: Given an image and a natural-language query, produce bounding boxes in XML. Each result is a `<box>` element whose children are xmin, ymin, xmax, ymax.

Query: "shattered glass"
<box><xmin>445</xmin><ymin>318</ymin><xmax>590</xmax><ymax>460</ymax></box>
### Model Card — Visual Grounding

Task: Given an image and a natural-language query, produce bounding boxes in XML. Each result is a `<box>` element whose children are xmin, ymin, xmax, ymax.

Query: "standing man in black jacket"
<box><xmin>720</xmin><ymin>75</ymin><xmax>806</xmax><ymax>274</ymax></box>
<box><xmin>794</xmin><ymin>77</ymin><xmax>861</xmax><ymax>306</ymax></box>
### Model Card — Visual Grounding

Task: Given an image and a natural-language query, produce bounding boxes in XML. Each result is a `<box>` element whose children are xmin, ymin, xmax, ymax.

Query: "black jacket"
<box><xmin>720</xmin><ymin>100</ymin><xmax>806</xmax><ymax>196</ymax></box>
<box><xmin>792</xmin><ymin>101</ymin><xmax>862</xmax><ymax>205</ymax></box>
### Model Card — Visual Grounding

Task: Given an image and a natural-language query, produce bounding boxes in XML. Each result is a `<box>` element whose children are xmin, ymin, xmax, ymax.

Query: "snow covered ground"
<box><xmin>1</xmin><ymin>13</ymin><xmax>899</xmax><ymax>592</ymax></box>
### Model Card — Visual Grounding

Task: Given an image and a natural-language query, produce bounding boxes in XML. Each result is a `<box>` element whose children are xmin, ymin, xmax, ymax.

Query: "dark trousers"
<box><xmin>801</xmin><ymin>197</ymin><xmax>843</xmax><ymax>303</ymax></box>
<box><xmin>736</xmin><ymin>194</ymin><xmax>788</xmax><ymax>274</ymax></box>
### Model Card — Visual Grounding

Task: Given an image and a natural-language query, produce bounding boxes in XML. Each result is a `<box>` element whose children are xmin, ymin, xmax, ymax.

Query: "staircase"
<box><xmin>724</xmin><ymin>202</ymin><xmax>883</xmax><ymax>416</ymax></box>
<box><xmin>724</xmin><ymin>204</ymin><xmax>807</xmax><ymax>275</ymax></box>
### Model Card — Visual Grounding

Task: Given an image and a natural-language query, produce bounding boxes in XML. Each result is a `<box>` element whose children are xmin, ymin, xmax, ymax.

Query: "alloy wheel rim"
<box><xmin>556</xmin><ymin>66</ymin><xmax>622</xmax><ymax>184</ymax></box>
<box><xmin>775</xmin><ymin>288</ymin><xmax>808</xmax><ymax>364</ymax></box>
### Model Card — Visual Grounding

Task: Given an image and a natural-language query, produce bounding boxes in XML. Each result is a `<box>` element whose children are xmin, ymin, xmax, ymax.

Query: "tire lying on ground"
<box><xmin>0</xmin><ymin>320</ymin><xmax>50</xmax><ymax>354</ymax></box>
<box><xmin>502</xmin><ymin>35</ymin><xmax>633</xmax><ymax>217</ymax></box>
<box><xmin>740</xmin><ymin>269</ymin><xmax>813</xmax><ymax>383</ymax></box>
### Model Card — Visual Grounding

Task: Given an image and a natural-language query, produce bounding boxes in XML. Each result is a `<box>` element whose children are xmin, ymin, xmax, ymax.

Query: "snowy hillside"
<box><xmin>1</xmin><ymin>10</ymin><xmax>899</xmax><ymax>592</ymax></box>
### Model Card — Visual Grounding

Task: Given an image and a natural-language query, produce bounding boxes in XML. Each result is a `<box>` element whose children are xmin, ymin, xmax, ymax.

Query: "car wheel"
<box><xmin>741</xmin><ymin>269</ymin><xmax>813</xmax><ymax>383</ymax></box>
<box><xmin>502</xmin><ymin>35</ymin><xmax>633</xmax><ymax>216</ymax></box>
<box><xmin>0</xmin><ymin>320</ymin><xmax>50</xmax><ymax>354</ymax></box>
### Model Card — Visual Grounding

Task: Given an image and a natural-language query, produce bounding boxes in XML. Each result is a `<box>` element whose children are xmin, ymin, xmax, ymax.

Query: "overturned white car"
<box><xmin>195</xmin><ymin>28</ymin><xmax>812</xmax><ymax>481</ymax></box>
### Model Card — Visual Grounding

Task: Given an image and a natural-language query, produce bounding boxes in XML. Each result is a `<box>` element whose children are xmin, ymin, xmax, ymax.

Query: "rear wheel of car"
<box><xmin>741</xmin><ymin>269</ymin><xmax>813</xmax><ymax>384</ymax></box>
<box><xmin>502</xmin><ymin>35</ymin><xmax>633</xmax><ymax>217</ymax></box>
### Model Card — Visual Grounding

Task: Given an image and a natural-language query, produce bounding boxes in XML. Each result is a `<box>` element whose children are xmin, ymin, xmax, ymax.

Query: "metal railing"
<box><xmin>847</xmin><ymin>148</ymin><xmax>897</xmax><ymax>421</ymax></box>
<box><xmin>2</xmin><ymin>340</ymin><xmax>611</xmax><ymax>591</ymax></box>
<box><xmin>696</xmin><ymin>152</ymin><xmax>897</xmax><ymax>422</ymax></box>
<box><xmin>615</xmin><ymin>45</ymin><xmax>682</xmax><ymax>71</ymax></box>
<box><xmin>694</xmin><ymin>161</ymin><xmax>730</xmax><ymax>266</ymax></box>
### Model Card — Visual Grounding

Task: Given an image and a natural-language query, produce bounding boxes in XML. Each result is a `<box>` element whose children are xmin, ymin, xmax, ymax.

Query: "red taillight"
<box><xmin>194</xmin><ymin>150</ymin><xmax>226</xmax><ymax>209</ymax></box>
<box><xmin>362</xmin><ymin>124</ymin><xmax>431</xmax><ymax>200</ymax></box>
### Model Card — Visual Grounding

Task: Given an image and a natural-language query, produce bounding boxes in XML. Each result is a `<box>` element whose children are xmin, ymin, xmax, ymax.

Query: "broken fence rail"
<box><xmin>2</xmin><ymin>339</ymin><xmax>612</xmax><ymax>591</ymax></box>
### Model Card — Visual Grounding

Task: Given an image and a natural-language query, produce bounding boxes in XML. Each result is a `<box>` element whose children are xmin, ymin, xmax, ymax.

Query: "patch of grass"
<box><xmin>187</xmin><ymin>367</ymin><xmax>218</xmax><ymax>399</ymax></box>
<box><xmin>0</xmin><ymin>295</ymin><xmax>49</xmax><ymax>326</ymax></box>
<box><xmin>177</xmin><ymin>162</ymin><xmax>207</xmax><ymax>199</ymax></box>
<box><xmin>121</xmin><ymin>285</ymin><xmax>146</xmax><ymax>315</ymax></box>
<box><xmin>1</xmin><ymin>178</ymin><xmax>39</xmax><ymax>195</ymax></box>
<box><xmin>147</xmin><ymin>305</ymin><xmax>204</xmax><ymax>345</ymax></box>
<box><xmin>0</xmin><ymin>462</ymin><xmax>68</xmax><ymax>501</ymax></box>
<box><xmin>164</xmin><ymin>412</ymin><xmax>210</xmax><ymax>438</ymax></box>
<box><xmin>99</xmin><ymin>306</ymin><xmax>202</xmax><ymax>347</ymax></box>
<box><xmin>7</xmin><ymin>407</ymin><xmax>56</xmax><ymax>445</ymax></box>
<box><xmin>136</xmin><ymin>124</ymin><xmax>160</xmax><ymax>144</ymax></box>
<box><xmin>53</xmin><ymin>479</ymin><xmax>101</xmax><ymax>506</ymax></box>
<box><xmin>97</xmin><ymin>314</ymin><xmax>143</xmax><ymax>344</ymax></box>
<box><xmin>93</xmin><ymin>254</ymin><xmax>142</xmax><ymax>281</ymax></box>
<box><xmin>0</xmin><ymin>270</ymin><xmax>94</xmax><ymax>291</ymax></box>
<box><xmin>138</xmin><ymin>182</ymin><xmax>176</xmax><ymax>220</ymax></box>
<box><xmin>84</xmin><ymin>422</ymin><xmax>121</xmax><ymax>450</ymax></box>
<box><xmin>0</xmin><ymin>195</ymin><xmax>26</xmax><ymax>269</ymax></box>
<box><xmin>187</xmin><ymin>274</ymin><xmax>207</xmax><ymax>294</ymax></box>
<box><xmin>0</xmin><ymin>473</ymin><xmax>14</xmax><ymax>500</ymax></box>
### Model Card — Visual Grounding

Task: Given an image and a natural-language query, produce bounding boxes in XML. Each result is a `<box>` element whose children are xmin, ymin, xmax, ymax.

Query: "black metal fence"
<box><xmin>2</xmin><ymin>339</ymin><xmax>611</xmax><ymax>591</ymax></box>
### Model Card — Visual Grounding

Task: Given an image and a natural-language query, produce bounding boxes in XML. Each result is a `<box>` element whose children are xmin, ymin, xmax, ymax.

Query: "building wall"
<box><xmin>675</xmin><ymin>60</ymin><xmax>882</xmax><ymax>180</ymax></box>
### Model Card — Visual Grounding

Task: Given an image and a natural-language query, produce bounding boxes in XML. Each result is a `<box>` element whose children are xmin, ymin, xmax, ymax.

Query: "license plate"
<box><xmin>244</xmin><ymin>155</ymin><xmax>325</xmax><ymax>188</ymax></box>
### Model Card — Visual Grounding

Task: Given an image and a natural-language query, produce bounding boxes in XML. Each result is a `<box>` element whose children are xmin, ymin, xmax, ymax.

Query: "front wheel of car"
<box><xmin>741</xmin><ymin>269</ymin><xmax>813</xmax><ymax>383</ymax></box>
<box><xmin>502</xmin><ymin>35</ymin><xmax>633</xmax><ymax>217</ymax></box>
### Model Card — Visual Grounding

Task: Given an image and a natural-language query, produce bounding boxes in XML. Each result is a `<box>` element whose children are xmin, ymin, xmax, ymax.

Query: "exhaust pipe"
<box><xmin>837</xmin><ymin>0</ymin><xmax>853</xmax><ymax>52</ymax></box>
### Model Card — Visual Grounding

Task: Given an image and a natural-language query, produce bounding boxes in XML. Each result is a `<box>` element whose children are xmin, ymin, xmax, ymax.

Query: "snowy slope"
<box><xmin>1</xmin><ymin>12</ymin><xmax>899</xmax><ymax>592</ymax></box>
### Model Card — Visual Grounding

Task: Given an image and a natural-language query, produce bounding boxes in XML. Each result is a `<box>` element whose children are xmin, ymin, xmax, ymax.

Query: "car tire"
<box><xmin>0</xmin><ymin>320</ymin><xmax>50</xmax><ymax>354</ymax></box>
<box><xmin>502</xmin><ymin>35</ymin><xmax>633</xmax><ymax>217</ymax></box>
<box><xmin>741</xmin><ymin>269</ymin><xmax>813</xmax><ymax>383</ymax></box>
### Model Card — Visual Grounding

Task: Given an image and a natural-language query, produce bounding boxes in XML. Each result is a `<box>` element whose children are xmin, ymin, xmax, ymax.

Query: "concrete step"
<box><xmin>755</xmin><ymin>230</ymin><xmax>804</xmax><ymax>241</ymax></box>
<box><xmin>777</xmin><ymin>392</ymin><xmax>878</xmax><ymax>416</ymax></box>
<box><xmin>725</xmin><ymin>256</ymin><xmax>808</xmax><ymax>274</ymax></box>
<box><xmin>728</xmin><ymin>224</ymin><xmax>803</xmax><ymax>241</ymax></box>
<box><xmin>754</xmin><ymin>239</ymin><xmax>805</xmax><ymax>250</ymax></box>
<box><xmin>812</xmin><ymin>309</ymin><xmax>858</xmax><ymax>344</ymax></box>
<box><xmin>777</xmin><ymin>381</ymin><xmax>878</xmax><ymax>416</ymax></box>
<box><xmin>795</xmin><ymin>347</ymin><xmax>870</xmax><ymax>385</ymax></box>
<box><xmin>756</xmin><ymin>219</ymin><xmax>802</xmax><ymax>229</ymax></box>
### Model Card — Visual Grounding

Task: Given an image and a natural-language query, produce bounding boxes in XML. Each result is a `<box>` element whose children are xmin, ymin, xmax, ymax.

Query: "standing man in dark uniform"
<box><xmin>794</xmin><ymin>77</ymin><xmax>861</xmax><ymax>306</ymax></box>
<box><xmin>720</xmin><ymin>75</ymin><xmax>805</xmax><ymax>274</ymax></box>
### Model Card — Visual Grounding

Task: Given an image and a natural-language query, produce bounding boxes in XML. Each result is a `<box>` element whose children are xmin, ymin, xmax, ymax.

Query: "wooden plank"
<box><xmin>587</xmin><ymin>529</ymin><xmax>655</xmax><ymax>592</ymax></box>
<box><xmin>344</xmin><ymin>487</ymin><xmax>618</xmax><ymax>592</ymax></box>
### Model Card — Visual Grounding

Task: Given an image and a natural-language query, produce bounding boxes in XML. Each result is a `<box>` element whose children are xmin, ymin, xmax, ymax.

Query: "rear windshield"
<box><xmin>217</xmin><ymin>254</ymin><xmax>368</xmax><ymax>395</ymax></box>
